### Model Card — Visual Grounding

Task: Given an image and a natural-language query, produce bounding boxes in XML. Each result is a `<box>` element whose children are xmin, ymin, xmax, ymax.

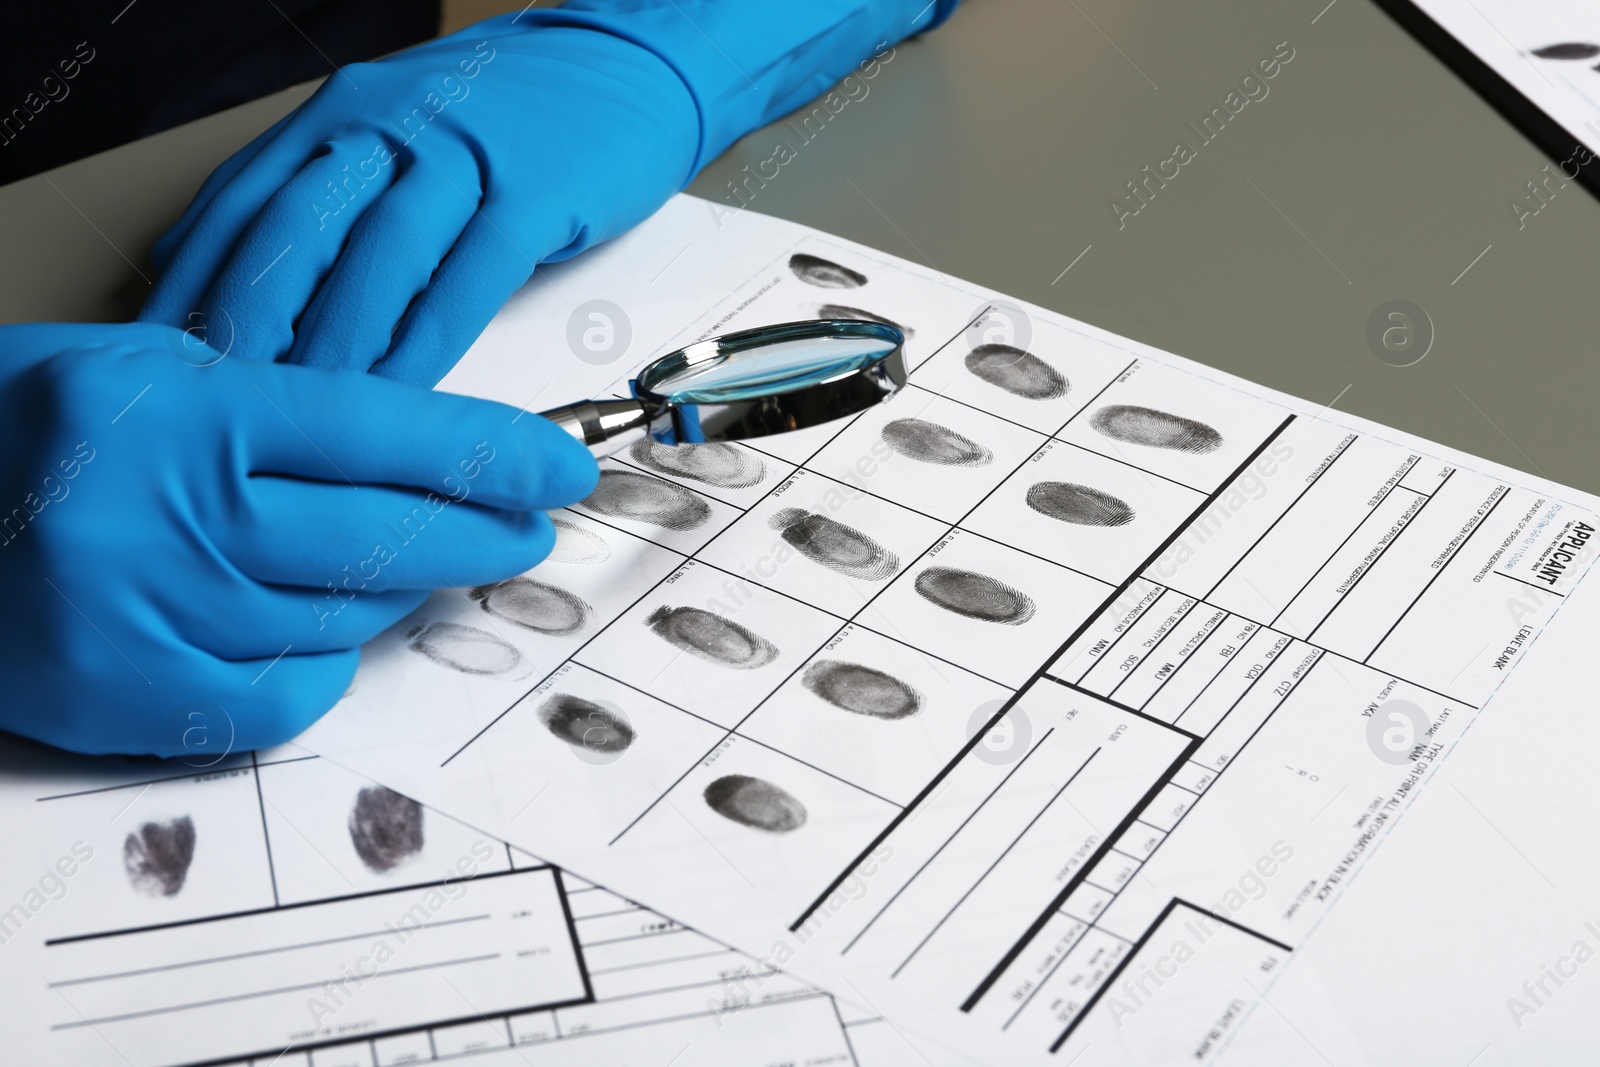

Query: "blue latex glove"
<box><xmin>0</xmin><ymin>323</ymin><xmax>597</xmax><ymax>756</ymax></box>
<box><xmin>139</xmin><ymin>0</ymin><xmax>958</xmax><ymax>387</ymax></box>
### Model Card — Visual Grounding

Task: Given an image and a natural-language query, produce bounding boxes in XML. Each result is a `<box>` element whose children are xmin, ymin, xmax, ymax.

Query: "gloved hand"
<box><xmin>0</xmin><ymin>322</ymin><xmax>597</xmax><ymax>756</ymax></box>
<box><xmin>139</xmin><ymin>0</ymin><xmax>959</xmax><ymax>388</ymax></box>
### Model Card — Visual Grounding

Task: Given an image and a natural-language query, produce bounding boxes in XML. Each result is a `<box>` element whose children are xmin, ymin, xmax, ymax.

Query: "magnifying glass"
<box><xmin>540</xmin><ymin>319</ymin><xmax>907</xmax><ymax>457</ymax></box>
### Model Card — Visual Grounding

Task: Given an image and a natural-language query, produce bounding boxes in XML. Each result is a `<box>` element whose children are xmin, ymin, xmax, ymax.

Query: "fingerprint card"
<box><xmin>963</xmin><ymin>440</ymin><xmax>1207</xmax><ymax>583</ymax></box>
<box><xmin>568</xmin><ymin>458</ymin><xmax>741</xmax><ymax>555</ymax></box>
<box><xmin>854</xmin><ymin>529</ymin><xmax>1115</xmax><ymax>687</ymax></box>
<box><xmin>740</xmin><ymin>625</ymin><xmax>1011</xmax><ymax>805</ymax></box>
<box><xmin>615</xmin><ymin>439</ymin><xmax>795</xmax><ymax>511</ymax></box>
<box><xmin>697</xmin><ymin>468</ymin><xmax>948</xmax><ymax>619</ymax></box>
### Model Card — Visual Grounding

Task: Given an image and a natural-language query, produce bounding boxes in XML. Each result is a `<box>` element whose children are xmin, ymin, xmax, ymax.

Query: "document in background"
<box><xmin>287</xmin><ymin>196</ymin><xmax>1600</xmax><ymax>1065</ymax></box>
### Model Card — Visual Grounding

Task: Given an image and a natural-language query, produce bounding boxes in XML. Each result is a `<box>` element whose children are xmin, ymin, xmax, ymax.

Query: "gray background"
<box><xmin>2</xmin><ymin>0</ymin><xmax>1595</xmax><ymax>490</ymax></box>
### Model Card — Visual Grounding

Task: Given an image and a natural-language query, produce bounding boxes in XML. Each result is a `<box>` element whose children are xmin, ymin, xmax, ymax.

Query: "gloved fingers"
<box><xmin>371</xmin><ymin>198</ymin><xmax>573</xmax><ymax>387</ymax></box>
<box><xmin>149</xmin><ymin>111</ymin><xmax>296</xmax><ymax>274</ymax></box>
<box><xmin>210</xmin><ymin>646</ymin><xmax>361</xmax><ymax>755</ymax></box>
<box><xmin>180</xmin><ymin>139</ymin><xmax>403</xmax><ymax>365</ymax></box>
<box><xmin>223</xmin><ymin>475</ymin><xmax>558</xmax><ymax>591</ymax></box>
<box><xmin>288</xmin><ymin>147</ymin><xmax>483</xmax><ymax>374</ymax></box>
<box><xmin>241</xmin><ymin>360</ymin><xmax>598</xmax><ymax>512</ymax></box>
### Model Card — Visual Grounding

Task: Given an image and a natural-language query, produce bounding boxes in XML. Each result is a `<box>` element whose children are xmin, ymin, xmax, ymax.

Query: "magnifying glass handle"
<box><xmin>539</xmin><ymin>398</ymin><xmax>658</xmax><ymax>459</ymax></box>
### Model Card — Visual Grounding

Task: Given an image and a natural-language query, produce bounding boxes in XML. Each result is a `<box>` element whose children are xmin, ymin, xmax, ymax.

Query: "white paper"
<box><xmin>281</xmin><ymin>195</ymin><xmax>1600</xmax><ymax>1065</ymax></box>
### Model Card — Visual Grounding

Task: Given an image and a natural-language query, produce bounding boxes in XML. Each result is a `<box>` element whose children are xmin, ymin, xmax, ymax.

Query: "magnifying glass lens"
<box><xmin>646</xmin><ymin>334</ymin><xmax>900</xmax><ymax>405</ymax></box>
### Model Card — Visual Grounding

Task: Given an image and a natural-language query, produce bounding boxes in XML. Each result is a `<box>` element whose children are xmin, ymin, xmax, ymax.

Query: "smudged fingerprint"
<box><xmin>582</xmin><ymin>469</ymin><xmax>710</xmax><ymax>530</ymax></box>
<box><xmin>768</xmin><ymin>508</ymin><xmax>899</xmax><ymax>580</ymax></box>
<box><xmin>1531</xmin><ymin>42</ymin><xmax>1600</xmax><ymax>59</ymax></box>
<box><xmin>881</xmin><ymin>418</ymin><xmax>993</xmax><ymax>467</ymax></box>
<box><xmin>1090</xmin><ymin>404</ymin><xmax>1223</xmax><ymax>454</ymax></box>
<box><xmin>703</xmin><ymin>775</ymin><xmax>807</xmax><ymax>833</ymax></box>
<box><xmin>550</xmin><ymin>518</ymin><xmax>611</xmax><ymax>565</ymax></box>
<box><xmin>538</xmin><ymin>694</ymin><xmax>635</xmax><ymax>754</ymax></box>
<box><xmin>348</xmin><ymin>786</ymin><xmax>424</xmax><ymax>873</ymax></box>
<box><xmin>124</xmin><ymin>816</ymin><xmax>196</xmax><ymax>898</ymax></box>
<box><xmin>789</xmin><ymin>252</ymin><xmax>867</xmax><ymax>289</ymax></box>
<box><xmin>629</xmin><ymin>439</ymin><xmax>766</xmax><ymax>490</ymax></box>
<box><xmin>802</xmin><ymin>660</ymin><xmax>922</xmax><ymax>720</ymax></box>
<box><xmin>406</xmin><ymin>621</ymin><xmax>528</xmax><ymax>676</ymax></box>
<box><xmin>645</xmin><ymin>606</ymin><xmax>778</xmax><ymax>669</ymax></box>
<box><xmin>914</xmin><ymin>566</ymin><xmax>1036</xmax><ymax>625</ymax></box>
<box><xmin>470</xmin><ymin>577</ymin><xmax>590</xmax><ymax>635</ymax></box>
<box><xmin>964</xmin><ymin>344</ymin><xmax>1068</xmax><ymax>400</ymax></box>
<box><xmin>816</xmin><ymin>303</ymin><xmax>914</xmax><ymax>338</ymax></box>
<box><xmin>1026</xmin><ymin>482</ymin><xmax>1135</xmax><ymax>527</ymax></box>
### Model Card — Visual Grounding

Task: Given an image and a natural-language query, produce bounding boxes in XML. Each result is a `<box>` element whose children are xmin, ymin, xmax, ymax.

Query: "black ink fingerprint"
<box><xmin>470</xmin><ymin>577</ymin><xmax>590</xmax><ymax>636</ymax></box>
<box><xmin>964</xmin><ymin>344</ymin><xmax>1068</xmax><ymax>400</ymax></box>
<box><xmin>550</xmin><ymin>518</ymin><xmax>611</xmax><ymax>565</ymax></box>
<box><xmin>406</xmin><ymin>621</ymin><xmax>526</xmax><ymax>675</ymax></box>
<box><xmin>582</xmin><ymin>469</ymin><xmax>710</xmax><ymax>530</ymax></box>
<box><xmin>629</xmin><ymin>440</ymin><xmax>767</xmax><ymax>490</ymax></box>
<box><xmin>789</xmin><ymin>253</ymin><xmax>867</xmax><ymax>289</ymax></box>
<box><xmin>768</xmin><ymin>508</ymin><xmax>899</xmax><ymax>580</ymax></box>
<box><xmin>703</xmin><ymin>775</ymin><xmax>807</xmax><ymax>833</ymax></box>
<box><xmin>124</xmin><ymin>816</ymin><xmax>196</xmax><ymax>898</ymax></box>
<box><xmin>914</xmin><ymin>566</ymin><xmax>1036</xmax><ymax>625</ymax></box>
<box><xmin>645</xmin><ymin>606</ymin><xmax>779</xmax><ymax>669</ymax></box>
<box><xmin>880</xmin><ymin>418</ymin><xmax>993</xmax><ymax>467</ymax></box>
<box><xmin>802</xmin><ymin>660</ymin><xmax>922</xmax><ymax>720</ymax></box>
<box><xmin>816</xmin><ymin>304</ymin><xmax>914</xmax><ymax>338</ymax></box>
<box><xmin>1026</xmin><ymin>482</ymin><xmax>1136</xmax><ymax>527</ymax></box>
<box><xmin>1090</xmin><ymin>404</ymin><xmax>1223</xmax><ymax>454</ymax></box>
<box><xmin>1531</xmin><ymin>42</ymin><xmax>1600</xmax><ymax>59</ymax></box>
<box><xmin>348</xmin><ymin>786</ymin><xmax>424</xmax><ymax>873</ymax></box>
<box><xmin>538</xmin><ymin>694</ymin><xmax>635</xmax><ymax>754</ymax></box>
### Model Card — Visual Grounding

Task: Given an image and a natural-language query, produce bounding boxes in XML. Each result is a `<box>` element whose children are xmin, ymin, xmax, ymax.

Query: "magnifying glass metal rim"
<box><xmin>540</xmin><ymin>318</ymin><xmax>907</xmax><ymax>458</ymax></box>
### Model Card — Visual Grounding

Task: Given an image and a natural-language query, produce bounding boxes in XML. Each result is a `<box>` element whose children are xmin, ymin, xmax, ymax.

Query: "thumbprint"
<box><xmin>550</xmin><ymin>519</ymin><xmax>611</xmax><ymax>565</ymax></box>
<box><xmin>1531</xmin><ymin>42</ymin><xmax>1600</xmax><ymax>59</ymax></box>
<box><xmin>406</xmin><ymin>621</ymin><xmax>528</xmax><ymax>676</ymax></box>
<box><xmin>646</xmin><ymin>606</ymin><xmax>779</xmax><ymax>669</ymax></box>
<box><xmin>816</xmin><ymin>304</ymin><xmax>914</xmax><ymax>338</ymax></box>
<box><xmin>582</xmin><ymin>469</ymin><xmax>710</xmax><ymax>530</ymax></box>
<box><xmin>349</xmin><ymin>786</ymin><xmax>424</xmax><ymax>873</ymax></box>
<box><xmin>802</xmin><ymin>660</ymin><xmax>922</xmax><ymax>719</ymax></box>
<box><xmin>538</xmin><ymin>694</ymin><xmax>635</xmax><ymax>754</ymax></box>
<box><xmin>704</xmin><ymin>775</ymin><xmax>807</xmax><ymax>833</ymax></box>
<box><xmin>470</xmin><ymin>577</ymin><xmax>590</xmax><ymax>636</ymax></box>
<box><xmin>1090</xmin><ymin>404</ymin><xmax>1222</xmax><ymax>454</ymax></box>
<box><xmin>629</xmin><ymin>440</ymin><xmax>767</xmax><ymax>489</ymax></box>
<box><xmin>124</xmin><ymin>816</ymin><xmax>196</xmax><ymax>898</ymax></box>
<box><xmin>964</xmin><ymin>344</ymin><xmax>1068</xmax><ymax>400</ymax></box>
<box><xmin>1026</xmin><ymin>482</ymin><xmax>1135</xmax><ymax>527</ymax></box>
<box><xmin>881</xmin><ymin>418</ymin><xmax>993</xmax><ymax>467</ymax></box>
<box><xmin>914</xmin><ymin>566</ymin><xmax>1036</xmax><ymax>625</ymax></box>
<box><xmin>789</xmin><ymin>253</ymin><xmax>867</xmax><ymax>289</ymax></box>
<box><xmin>768</xmin><ymin>508</ymin><xmax>899</xmax><ymax>580</ymax></box>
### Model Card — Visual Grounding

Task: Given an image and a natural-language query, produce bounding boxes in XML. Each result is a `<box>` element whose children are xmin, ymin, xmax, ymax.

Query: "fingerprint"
<box><xmin>124</xmin><ymin>816</ymin><xmax>196</xmax><ymax>898</ymax></box>
<box><xmin>550</xmin><ymin>519</ymin><xmax>611</xmax><ymax>565</ymax></box>
<box><xmin>348</xmin><ymin>786</ymin><xmax>424</xmax><ymax>873</ymax></box>
<box><xmin>703</xmin><ymin>775</ymin><xmax>807</xmax><ymax>833</ymax></box>
<box><xmin>964</xmin><ymin>344</ymin><xmax>1068</xmax><ymax>400</ymax></box>
<box><xmin>801</xmin><ymin>660</ymin><xmax>922</xmax><ymax>719</ymax></box>
<box><xmin>645</xmin><ymin>606</ymin><xmax>779</xmax><ymax>669</ymax></box>
<box><xmin>768</xmin><ymin>508</ymin><xmax>899</xmax><ymax>580</ymax></box>
<box><xmin>1531</xmin><ymin>42</ymin><xmax>1600</xmax><ymax>59</ymax></box>
<box><xmin>914</xmin><ymin>566</ymin><xmax>1036</xmax><ymax>625</ymax></box>
<box><xmin>1090</xmin><ymin>404</ymin><xmax>1223</xmax><ymax>454</ymax></box>
<box><xmin>538</xmin><ymin>694</ymin><xmax>635</xmax><ymax>754</ymax></box>
<box><xmin>881</xmin><ymin>418</ymin><xmax>993</xmax><ymax>467</ymax></box>
<box><xmin>1026</xmin><ymin>482</ymin><xmax>1135</xmax><ymax>527</ymax></box>
<box><xmin>789</xmin><ymin>253</ymin><xmax>867</xmax><ymax>289</ymax></box>
<box><xmin>816</xmin><ymin>304</ymin><xmax>914</xmax><ymax>338</ymax></box>
<box><xmin>582</xmin><ymin>469</ymin><xmax>710</xmax><ymax>530</ymax></box>
<box><xmin>629</xmin><ymin>440</ymin><xmax>766</xmax><ymax>489</ymax></box>
<box><xmin>406</xmin><ymin>621</ymin><xmax>528</xmax><ymax>676</ymax></box>
<box><xmin>470</xmin><ymin>577</ymin><xmax>590</xmax><ymax>635</ymax></box>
